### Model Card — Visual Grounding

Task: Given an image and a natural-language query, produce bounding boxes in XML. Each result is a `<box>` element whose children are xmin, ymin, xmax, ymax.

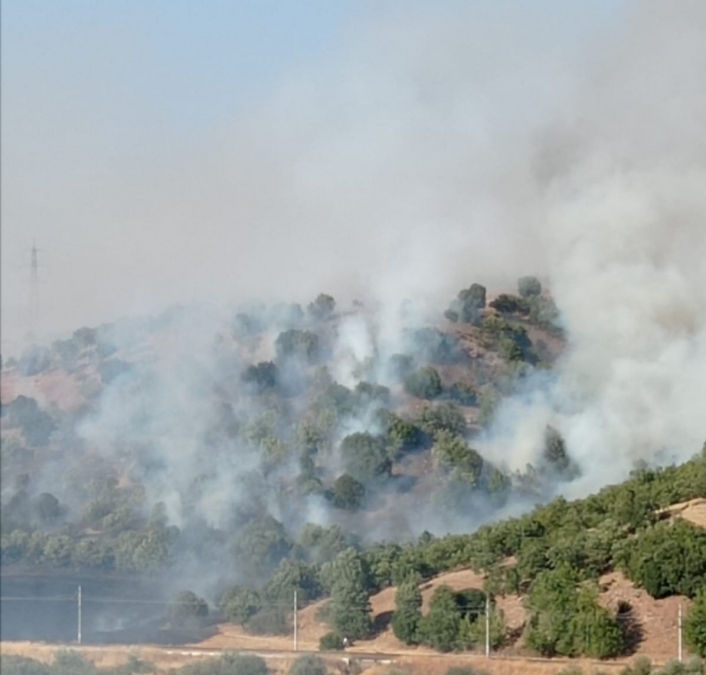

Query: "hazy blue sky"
<box><xmin>1</xmin><ymin>0</ymin><xmax>631</xmax><ymax>351</ymax></box>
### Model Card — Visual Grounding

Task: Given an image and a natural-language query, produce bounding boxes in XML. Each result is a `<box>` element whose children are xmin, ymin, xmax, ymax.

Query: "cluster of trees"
<box><xmin>392</xmin><ymin>577</ymin><xmax>505</xmax><ymax>653</ymax></box>
<box><xmin>445</xmin><ymin>284</ymin><xmax>487</xmax><ymax>324</ymax></box>
<box><xmin>5</xmin><ymin>285</ymin><xmax>705</xmax><ymax>661</ymax></box>
<box><xmin>524</xmin><ymin>564</ymin><xmax>624</xmax><ymax>658</ymax></box>
<box><xmin>443</xmin><ymin>276</ymin><xmax>561</xmax><ymax>341</ymax></box>
<box><xmin>0</xmin><ymin>395</ymin><xmax>55</xmax><ymax>446</ymax></box>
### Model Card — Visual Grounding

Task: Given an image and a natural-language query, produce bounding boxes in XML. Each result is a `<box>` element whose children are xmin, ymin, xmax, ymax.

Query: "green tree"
<box><xmin>231</xmin><ymin>515</ymin><xmax>292</xmax><ymax>578</ymax></box>
<box><xmin>288</xmin><ymin>655</ymin><xmax>327</xmax><ymax>675</ymax></box>
<box><xmin>433</xmin><ymin>431</ymin><xmax>484</xmax><ymax>485</ymax></box>
<box><xmin>241</xmin><ymin>362</ymin><xmax>279</xmax><ymax>394</ymax></box>
<box><xmin>392</xmin><ymin>573</ymin><xmax>423</xmax><ymax>644</ymax></box>
<box><xmin>326</xmin><ymin>549</ymin><xmax>373</xmax><ymax>640</ymax></box>
<box><xmin>451</xmin><ymin>284</ymin><xmax>487</xmax><ymax>324</ymax></box>
<box><xmin>416</xmin><ymin>402</ymin><xmax>466</xmax><ymax>437</ymax></box>
<box><xmin>518</xmin><ymin>276</ymin><xmax>542</xmax><ymax>298</ymax></box>
<box><xmin>319</xmin><ymin>631</ymin><xmax>345</xmax><ymax>651</ymax></box>
<box><xmin>525</xmin><ymin>565</ymin><xmax>624</xmax><ymax>658</ymax></box>
<box><xmin>275</xmin><ymin>329</ymin><xmax>320</xmax><ymax>364</ymax></box>
<box><xmin>169</xmin><ymin>591</ymin><xmax>209</xmax><ymax>626</ymax></box>
<box><xmin>265</xmin><ymin>559</ymin><xmax>321</xmax><ymax>606</ymax></box>
<box><xmin>543</xmin><ymin>426</ymin><xmax>579</xmax><ymax>479</ymax></box>
<box><xmin>339</xmin><ymin>433</ymin><xmax>391</xmax><ymax>484</ymax></box>
<box><xmin>447</xmin><ymin>382</ymin><xmax>478</xmax><ymax>406</ymax></box>
<box><xmin>489</xmin><ymin>294</ymin><xmax>529</xmax><ymax>314</ymax></box>
<box><xmin>419</xmin><ymin>585</ymin><xmax>462</xmax><ymax>652</ymax></box>
<box><xmin>220</xmin><ymin>586</ymin><xmax>261</xmax><ymax>625</ymax></box>
<box><xmin>684</xmin><ymin>587</ymin><xmax>706</xmax><ymax>657</ymax></box>
<box><xmin>620</xmin><ymin>521</ymin><xmax>706</xmax><ymax>598</ymax></box>
<box><xmin>297</xmin><ymin>524</ymin><xmax>351</xmax><ymax>566</ymax></box>
<box><xmin>308</xmin><ymin>293</ymin><xmax>336</xmax><ymax>320</ymax></box>
<box><xmin>34</xmin><ymin>493</ymin><xmax>63</xmax><ymax>524</ymax></box>
<box><xmin>332</xmin><ymin>474</ymin><xmax>365</xmax><ymax>510</ymax></box>
<box><xmin>377</xmin><ymin>410</ymin><xmax>425</xmax><ymax>457</ymax></box>
<box><xmin>404</xmin><ymin>367</ymin><xmax>443</xmax><ymax>400</ymax></box>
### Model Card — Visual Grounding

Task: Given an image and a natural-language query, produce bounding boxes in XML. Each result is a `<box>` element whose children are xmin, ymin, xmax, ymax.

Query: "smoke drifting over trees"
<box><xmin>1</xmin><ymin>0</ymin><xmax>706</xmax><ymax>655</ymax></box>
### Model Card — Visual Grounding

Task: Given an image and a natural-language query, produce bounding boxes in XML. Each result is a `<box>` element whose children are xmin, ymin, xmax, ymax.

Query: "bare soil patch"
<box><xmin>598</xmin><ymin>571</ymin><xmax>691</xmax><ymax>661</ymax></box>
<box><xmin>657</xmin><ymin>498</ymin><xmax>706</xmax><ymax>530</ymax></box>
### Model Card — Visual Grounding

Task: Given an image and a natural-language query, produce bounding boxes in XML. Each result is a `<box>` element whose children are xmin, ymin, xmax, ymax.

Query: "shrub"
<box><xmin>339</xmin><ymin>433</ymin><xmax>391</xmax><ymax>484</ymax></box>
<box><xmin>408</xmin><ymin>328</ymin><xmax>463</xmax><ymax>364</ymax></box>
<box><xmin>416</xmin><ymin>402</ymin><xmax>466</xmax><ymax>437</ymax></box>
<box><xmin>392</xmin><ymin>575</ymin><xmax>422</xmax><ymax>644</ymax></box>
<box><xmin>447</xmin><ymin>382</ymin><xmax>478</xmax><ymax>406</ymax></box>
<box><xmin>518</xmin><ymin>276</ymin><xmax>542</xmax><ymax>298</ymax></box>
<box><xmin>223</xmin><ymin>654</ymin><xmax>269</xmax><ymax>675</ymax></box>
<box><xmin>684</xmin><ymin>587</ymin><xmax>706</xmax><ymax>656</ymax></box>
<box><xmin>275</xmin><ymin>329</ymin><xmax>320</xmax><ymax>364</ymax></box>
<box><xmin>169</xmin><ymin>591</ymin><xmax>209</xmax><ymax>626</ymax></box>
<box><xmin>444</xmin><ymin>309</ymin><xmax>459</xmax><ymax>323</ymax></box>
<box><xmin>242</xmin><ymin>362</ymin><xmax>279</xmax><ymax>394</ymax></box>
<box><xmin>620</xmin><ymin>521</ymin><xmax>706</xmax><ymax>598</ymax></box>
<box><xmin>489</xmin><ymin>294</ymin><xmax>529</xmax><ymax>314</ymax></box>
<box><xmin>265</xmin><ymin>559</ymin><xmax>322</xmax><ymax>606</ymax></box>
<box><xmin>621</xmin><ymin>657</ymin><xmax>653</xmax><ymax>675</ymax></box>
<box><xmin>404</xmin><ymin>367</ymin><xmax>442</xmax><ymax>400</ymax></box>
<box><xmin>418</xmin><ymin>586</ymin><xmax>462</xmax><ymax>652</ymax></box>
<box><xmin>308</xmin><ymin>294</ymin><xmax>336</xmax><ymax>320</ymax></box>
<box><xmin>433</xmin><ymin>431</ymin><xmax>484</xmax><ymax>485</ymax></box>
<box><xmin>220</xmin><ymin>586</ymin><xmax>261</xmax><ymax>624</ymax></box>
<box><xmin>332</xmin><ymin>474</ymin><xmax>365</xmax><ymax>510</ymax></box>
<box><xmin>246</xmin><ymin>608</ymin><xmax>290</xmax><ymax>636</ymax></box>
<box><xmin>178</xmin><ymin>653</ymin><xmax>268</xmax><ymax>675</ymax></box>
<box><xmin>288</xmin><ymin>655</ymin><xmax>327</xmax><ymax>675</ymax></box>
<box><xmin>319</xmin><ymin>631</ymin><xmax>344</xmax><ymax>650</ymax></box>
<box><xmin>451</xmin><ymin>283</ymin><xmax>487</xmax><ymax>324</ymax></box>
<box><xmin>52</xmin><ymin>650</ymin><xmax>97</xmax><ymax>675</ymax></box>
<box><xmin>0</xmin><ymin>655</ymin><xmax>53</xmax><ymax>675</ymax></box>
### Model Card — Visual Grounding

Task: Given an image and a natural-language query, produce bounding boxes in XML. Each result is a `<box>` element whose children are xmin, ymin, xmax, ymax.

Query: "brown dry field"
<box><xmin>657</xmin><ymin>498</ymin><xmax>706</xmax><ymax>530</ymax></box>
<box><xmin>0</xmin><ymin>641</ymin><xmax>680</xmax><ymax>675</ymax></box>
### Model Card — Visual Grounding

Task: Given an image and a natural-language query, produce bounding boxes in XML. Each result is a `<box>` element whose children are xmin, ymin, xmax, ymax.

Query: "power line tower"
<box><xmin>27</xmin><ymin>240</ymin><xmax>41</xmax><ymax>341</ymax></box>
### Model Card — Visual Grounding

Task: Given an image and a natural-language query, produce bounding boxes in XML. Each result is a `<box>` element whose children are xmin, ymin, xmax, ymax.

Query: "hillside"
<box><xmin>0</xmin><ymin>282</ymin><xmax>568</xmax><ymax>580</ymax></box>
<box><xmin>1</xmin><ymin>283</ymin><xmax>705</xmax><ymax>665</ymax></box>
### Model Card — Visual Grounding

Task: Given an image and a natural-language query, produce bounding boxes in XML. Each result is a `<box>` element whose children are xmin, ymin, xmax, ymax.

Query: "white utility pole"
<box><xmin>77</xmin><ymin>585</ymin><xmax>83</xmax><ymax>645</ymax></box>
<box><xmin>678</xmin><ymin>604</ymin><xmax>683</xmax><ymax>662</ymax></box>
<box><xmin>485</xmin><ymin>594</ymin><xmax>490</xmax><ymax>658</ymax></box>
<box><xmin>293</xmin><ymin>590</ymin><xmax>298</xmax><ymax>652</ymax></box>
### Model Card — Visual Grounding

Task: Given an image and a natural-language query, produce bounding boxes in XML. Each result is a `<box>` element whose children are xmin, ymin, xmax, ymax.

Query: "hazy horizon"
<box><xmin>1</xmin><ymin>0</ymin><xmax>629</xmax><ymax>354</ymax></box>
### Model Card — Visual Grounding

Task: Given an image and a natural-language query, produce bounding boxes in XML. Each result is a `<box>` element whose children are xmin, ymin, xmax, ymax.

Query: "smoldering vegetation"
<box><xmin>0</xmin><ymin>283</ymin><xmax>570</xmax><ymax>607</ymax></box>
<box><xmin>2</xmin><ymin>0</ymin><xmax>706</xmax><ymax>649</ymax></box>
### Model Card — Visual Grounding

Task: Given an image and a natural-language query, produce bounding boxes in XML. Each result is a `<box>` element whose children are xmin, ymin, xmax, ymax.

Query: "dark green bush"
<box><xmin>403</xmin><ymin>366</ymin><xmax>443</xmax><ymax>400</ymax></box>
<box><xmin>684</xmin><ymin>587</ymin><xmax>706</xmax><ymax>657</ymax></box>
<box><xmin>288</xmin><ymin>655</ymin><xmax>327</xmax><ymax>675</ymax></box>
<box><xmin>319</xmin><ymin>631</ymin><xmax>345</xmax><ymax>650</ymax></box>
<box><xmin>332</xmin><ymin>474</ymin><xmax>365</xmax><ymax>510</ymax></box>
<box><xmin>518</xmin><ymin>276</ymin><xmax>542</xmax><ymax>298</ymax></box>
<box><xmin>246</xmin><ymin>608</ymin><xmax>290</xmax><ymax>636</ymax></box>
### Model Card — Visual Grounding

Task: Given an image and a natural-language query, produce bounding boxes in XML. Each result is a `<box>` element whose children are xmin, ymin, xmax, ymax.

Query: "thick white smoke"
<box><xmin>483</xmin><ymin>0</ymin><xmax>706</xmax><ymax>491</ymax></box>
<box><xmin>7</xmin><ymin>0</ymin><xmax>706</xmax><ymax>542</ymax></box>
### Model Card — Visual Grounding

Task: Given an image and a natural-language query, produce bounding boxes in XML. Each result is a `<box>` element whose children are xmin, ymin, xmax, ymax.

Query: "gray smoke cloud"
<box><xmin>3</xmin><ymin>1</ymin><xmax>706</xmax><ymax>589</ymax></box>
<box><xmin>481</xmin><ymin>0</ymin><xmax>706</xmax><ymax>492</ymax></box>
